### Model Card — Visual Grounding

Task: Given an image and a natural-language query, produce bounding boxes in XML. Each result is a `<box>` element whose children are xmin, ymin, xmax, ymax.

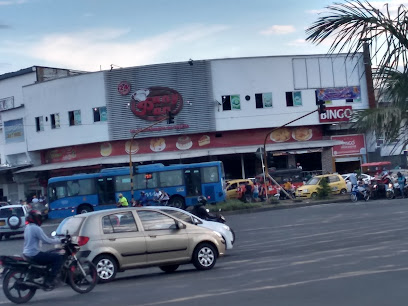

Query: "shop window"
<box><xmin>286</xmin><ymin>91</ymin><xmax>302</xmax><ymax>107</ymax></box>
<box><xmin>35</xmin><ymin>116</ymin><xmax>44</xmax><ymax>132</ymax></box>
<box><xmin>222</xmin><ymin>95</ymin><xmax>241</xmax><ymax>111</ymax></box>
<box><xmin>255</xmin><ymin>93</ymin><xmax>273</xmax><ymax>109</ymax></box>
<box><xmin>68</xmin><ymin>110</ymin><xmax>81</xmax><ymax>126</ymax></box>
<box><xmin>50</xmin><ymin>113</ymin><xmax>60</xmax><ymax>129</ymax></box>
<box><xmin>93</xmin><ymin>107</ymin><xmax>107</xmax><ymax>122</ymax></box>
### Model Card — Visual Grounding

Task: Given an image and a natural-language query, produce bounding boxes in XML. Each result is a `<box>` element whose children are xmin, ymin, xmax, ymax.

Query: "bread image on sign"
<box><xmin>125</xmin><ymin>140</ymin><xmax>139</xmax><ymax>154</ymax></box>
<box><xmin>198</xmin><ymin>135</ymin><xmax>210</xmax><ymax>147</ymax></box>
<box><xmin>270</xmin><ymin>128</ymin><xmax>291</xmax><ymax>142</ymax></box>
<box><xmin>292</xmin><ymin>127</ymin><xmax>313</xmax><ymax>141</ymax></box>
<box><xmin>150</xmin><ymin>138</ymin><xmax>166</xmax><ymax>152</ymax></box>
<box><xmin>176</xmin><ymin>136</ymin><xmax>193</xmax><ymax>150</ymax></box>
<box><xmin>100</xmin><ymin>142</ymin><xmax>112</xmax><ymax>157</ymax></box>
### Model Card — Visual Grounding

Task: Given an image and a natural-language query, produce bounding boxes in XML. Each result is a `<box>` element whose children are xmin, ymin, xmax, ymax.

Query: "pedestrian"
<box><xmin>349</xmin><ymin>173</ymin><xmax>358</xmax><ymax>188</ymax></box>
<box><xmin>397</xmin><ymin>172</ymin><xmax>406</xmax><ymax>198</ymax></box>
<box><xmin>153</xmin><ymin>188</ymin><xmax>163</xmax><ymax>206</ymax></box>
<box><xmin>244</xmin><ymin>181</ymin><xmax>253</xmax><ymax>202</ymax></box>
<box><xmin>31</xmin><ymin>195</ymin><xmax>39</xmax><ymax>204</ymax></box>
<box><xmin>296</xmin><ymin>163</ymin><xmax>302</xmax><ymax>170</ymax></box>
<box><xmin>259</xmin><ymin>184</ymin><xmax>266</xmax><ymax>201</ymax></box>
<box><xmin>253</xmin><ymin>182</ymin><xmax>259</xmax><ymax>200</ymax></box>
<box><xmin>117</xmin><ymin>193</ymin><xmax>129</xmax><ymax>207</ymax></box>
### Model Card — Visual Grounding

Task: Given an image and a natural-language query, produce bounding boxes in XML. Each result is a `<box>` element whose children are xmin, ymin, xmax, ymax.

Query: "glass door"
<box><xmin>184</xmin><ymin>169</ymin><xmax>202</xmax><ymax>197</ymax></box>
<box><xmin>96</xmin><ymin>177</ymin><xmax>116</xmax><ymax>205</ymax></box>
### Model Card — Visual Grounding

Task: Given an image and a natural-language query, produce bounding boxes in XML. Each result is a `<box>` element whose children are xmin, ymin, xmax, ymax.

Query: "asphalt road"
<box><xmin>1</xmin><ymin>198</ymin><xmax>408</xmax><ymax>305</ymax></box>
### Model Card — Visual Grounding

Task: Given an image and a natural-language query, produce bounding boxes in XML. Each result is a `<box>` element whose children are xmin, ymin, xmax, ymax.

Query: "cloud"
<box><xmin>6</xmin><ymin>24</ymin><xmax>229</xmax><ymax>71</ymax></box>
<box><xmin>0</xmin><ymin>0</ymin><xmax>27</xmax><ymax>5</ymax></box>
<box><xmin>260</xmin><ymin>25</ymin><xmax>296</xmax><ymax>36</ymax></box>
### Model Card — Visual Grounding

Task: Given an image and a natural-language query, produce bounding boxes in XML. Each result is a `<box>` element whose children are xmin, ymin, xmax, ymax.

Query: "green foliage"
<box><xmin>316</xmin><ymin>178</ymin><xmax>331</xmax><ymax>199</ymax></box>
<box><xmin>206</xmin><ymin>199</ymin><xmax>263</xmax><ymax>212</ymax></box>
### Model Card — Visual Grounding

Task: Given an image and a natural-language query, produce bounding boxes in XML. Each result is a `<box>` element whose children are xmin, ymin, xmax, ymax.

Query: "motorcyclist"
<box><xmin>23</xmin><ymin>210</ymin><xmax>63</xmax><ymax>288</ymax></box>
<box><xmin>190</xmin><ymin>196</ymin><xmax>213</xmax><ymax>220</ymax></box>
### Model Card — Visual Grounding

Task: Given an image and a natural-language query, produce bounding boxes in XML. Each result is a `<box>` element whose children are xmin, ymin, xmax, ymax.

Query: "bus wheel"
<box><xmin>77</xmin><ymin>204</ymin><xmax>93</xmax><ymax>215</ymax></box>
<box><xmin>168</xmin><ymin>196</ymin><xmax>185</xmax><ymax>209</ymax></box>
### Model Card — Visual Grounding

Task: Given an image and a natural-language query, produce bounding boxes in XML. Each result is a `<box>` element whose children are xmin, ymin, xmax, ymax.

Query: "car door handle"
<box><xmin>149</xmin><ymin>235</ymin><xmax>157</xmax><ymax>238</ymax></box>
<box><xmin>109</xmin><ymin>238</ymin><xmax>116</xmax><ymax>241</ymax></box>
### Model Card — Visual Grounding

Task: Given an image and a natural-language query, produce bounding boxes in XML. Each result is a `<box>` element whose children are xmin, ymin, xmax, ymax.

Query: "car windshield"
<box><xmin>56</xmin><ymin>217</ymin><xmax>85</xmax><ymax>236</ymax></box>
<box><xmin>305</xmin><ymin>177</ymin><xmax>320</xmax><ymax>185</ymax></box>
<box><xmin>0</xmin><ymin>207</ymin><xmax>24</xmax><ymax>218</ymax></box>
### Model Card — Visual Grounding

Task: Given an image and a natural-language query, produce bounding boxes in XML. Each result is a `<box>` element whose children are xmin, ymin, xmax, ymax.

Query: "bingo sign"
<box><xmin>117</xmin><ymin>81</ymin><xmax>131</xmax><ymax>96</ymax></box>
<box><xmin>331</xmin><ymin>134</ymin><xmax>366</xmax><ymax>156</ymax></box>
<box><xmin>319</xmin><ymin>106</ymin><xmax>352</xmax><ymax>123</ymax></box>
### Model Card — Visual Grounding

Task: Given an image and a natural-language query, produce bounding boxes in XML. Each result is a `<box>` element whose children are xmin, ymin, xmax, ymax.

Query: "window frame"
<box><xmin>50</xmin><ymin>113</ymin><xmax>60</xmax><ymax>129</ymax></box>
<box><xmin>137</xmin><ymin>210</ymin><xmax>178</xmax><ymax>231</ymax></box>
<box><xmin>35</xmin><ymin>116</ymin><xmax>44</xmax><ymax>132</ymax></box>
<box><xmin>93</xmin><ymin>106</ymin><xmax>107</xmax><ymax>123</ymax></box>
<box><xmin>102</xmin><ymin>211</ymin><xmax>138</xmax><ymax>234</ymax></box>
<box><xmin>68</xmin><ymin>110</ymin><xmax>82</xmax><ymax>126</ymax></box>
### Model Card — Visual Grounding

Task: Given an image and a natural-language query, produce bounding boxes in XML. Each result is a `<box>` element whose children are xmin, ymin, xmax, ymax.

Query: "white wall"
<box><xmin>211</xmin><ymin>54</ymin><xmax>369</xmax><ymax>131</ymax></box>
<box><xmin>23</xmin><ymin>72</ymin><xmax>108</xmax><ymax>151</ymax></box>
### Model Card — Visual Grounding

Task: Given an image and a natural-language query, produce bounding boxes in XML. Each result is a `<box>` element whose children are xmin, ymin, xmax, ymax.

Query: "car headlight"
<box><xmin>302</xmin><ymin>189</ymin><xmax>308</xmax><ymax>193</ymax></box>
<box><xmin>222</xmin><ymin>225</ymin><xmax>230</xmax><ymax>231</ymax></box>
<box><xmin>213</xmin><ymin>231</ymin><xmax>222</xmax><ymax>238</ymax></box>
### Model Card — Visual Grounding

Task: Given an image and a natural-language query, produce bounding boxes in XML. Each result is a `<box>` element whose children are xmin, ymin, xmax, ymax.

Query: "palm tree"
<box><xmin>306</xmin><ymin>0</ymin><xmax>408</xmax><ymax>150</ymax></box>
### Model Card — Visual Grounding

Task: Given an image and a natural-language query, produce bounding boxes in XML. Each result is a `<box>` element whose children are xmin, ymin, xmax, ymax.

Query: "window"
<box><xmin>66</xmin><ymin>179</ymin><xmax>95</xmax><ymax>196</ymax></box>
<box><xmin>50</xmin><ymin>113</ymin><xmax>60</xmax><ymax>129</ymax></box>
<box><xmin>56</xmin><ymin>217</ymin><xmax>85</xmax><ymax>236</ymax></box>
<box><xmin>161</xmin><ymin>210</ymin><xmax>194</xmax><ymax>224</ymax></box>
<box><xmin>102</xmin><ymin>212</ymin><xmax>138</xmax><ymax>234</ymax></box>
<box><xmin>286</xmin><ymin>91</ymin><xmax>302</xmax><ymax>107</ymax></box>
<box><xmin>115</xmin><ymin>175</ymin><xmax>131</xmax><ymax>191</ymax></box>
<box><xmin>222</xmin><ymin>95</ymin><xmax>240</xmax><ymax>111</ymax></box>
<box><xmin>159</xmin><ymin>170</ymin><xmax>183</xmax><ymax>187</ymax></box>
<box><xmin>329</xmin><ymin>176</ymin><xmax>340</xmax><ymax>183</ymax></box>
<box><xmin>93</xmin><ymin>107</ymin><xmax>107</xmax><ymax>122</ymax></box>
<box><xmin>138</xmin><ymin>210</ymin><xmax>177</xmax><ymax>231</ymax></box>
<box><xmin>0</xmin><ymin>207</ymin><xmax>25</xmax><ymax>218</ymax></box>
<box><xmin>134</xmin><ymin>173</ymin><xmax>158</xmax><ymax>190</ymax></box>
<box><xmin>201</xmin><ymin>166</ymin><xmax>219</xmax><ymax>183</ymax></box>
<box><xmin>48</xmin><ymin>182</ymin><xmax>68</xmax><ymax>202</ymax></box>
<box><xmin>255</xmin><ymin>93</ymin><xmax>273</xmax><ymax>109</ymax></box>
<box><xmin>69</xmin><ymin>110</ymin><xmax>81</xmax><ymax>126</ymax></box>
<box><xmin>35</xmin><ymin>116</ymin><xmax>44</xmax><ymax>132</ymax></box>
<box><xmin>227</xmin><ymin>183</ymin><xmax>237</xmax><ymax>191</ymax></box>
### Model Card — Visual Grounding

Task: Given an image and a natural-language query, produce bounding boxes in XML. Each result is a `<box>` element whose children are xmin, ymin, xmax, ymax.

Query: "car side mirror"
<box><xmin>176</xmin><ymin>221</ymin><xmax>186</xmax><ymax>229</ymax></box>
<box><xmin>192</xmin><ymin>217</ymin><xmax>201</xmax><ymax>225</ymax></box>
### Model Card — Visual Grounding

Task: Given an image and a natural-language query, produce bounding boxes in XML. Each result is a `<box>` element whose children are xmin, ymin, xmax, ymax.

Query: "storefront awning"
<box><xmin>361</xmin><ymin>161</ymin><xmax>391</xmax><ymax>167</ymax></box>
<box><xmin>15</xmin><ymin>139</ymin><xmax>343</xmax><ymax>173</ymax></box>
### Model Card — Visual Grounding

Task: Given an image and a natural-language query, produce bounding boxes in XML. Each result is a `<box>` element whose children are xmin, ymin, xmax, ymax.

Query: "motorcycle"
<box><xmin>386</xmin><ymin>182</ymin><xmax>408</xmax><ymax>199</ymax></box>
<box><xmin>350</xmin><ymin>185</ymin><xmax>370</xmax><ymax>202</ymax></box>
<box><xmin>0</xmin><ymin>232</ymin><xmax>97</xmax><ymax>304</ymax></box>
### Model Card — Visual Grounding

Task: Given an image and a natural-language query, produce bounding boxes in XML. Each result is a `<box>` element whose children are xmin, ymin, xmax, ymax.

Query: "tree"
<box><xmin>305</xmin><ymin>0</ymin><xmax>408</xmax><ymax>150</ymax></box>
<box><xmin>316</xmin><ymin>178</ymin><xmax>332</xmax><ymax>199</ymax></box>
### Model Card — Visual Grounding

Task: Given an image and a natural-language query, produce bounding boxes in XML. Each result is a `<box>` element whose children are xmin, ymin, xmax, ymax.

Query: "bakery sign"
<box><xmin>331</xmin><ymin>134</ymin><xmax>366</xmax><ymax>156</ymax></box>
<box><xmin>319</xmin><ymin>106</ymin><xmax>352</xmax><ymax>123</ymax></box>
<box><xmin>130</xmin><ymin>87</ymin><xmax>183</xmax><ymax>121</ymax></box>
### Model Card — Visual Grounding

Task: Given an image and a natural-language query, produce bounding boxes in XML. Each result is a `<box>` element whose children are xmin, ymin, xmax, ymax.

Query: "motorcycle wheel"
<box><xmin>68</xmin><ymin>261</ymin><xmax>97</xmax><ymax>294</ymax></box>
<box><xmin>364</xmin><ymin>194</ymin><xmax>370</xmax><ymax>201</ymax></box>
<box><xmin>386</xmin><ymin>191</ymin><xmax>394</xmax><ymax>200</ymax></box>
<box><xmin>230</xmin><ymin>228</ymin><xmax>236</xmax><ymax>245</ymax></box>
<box><xmin>3</xmin><ymin>269</ymin><xmax>37</xmax><ymax>304</ymax></box>
<box><xmin>350</xmin><ymin>193</ymin><xmax>358</xmax><ymax>202</ymax></box>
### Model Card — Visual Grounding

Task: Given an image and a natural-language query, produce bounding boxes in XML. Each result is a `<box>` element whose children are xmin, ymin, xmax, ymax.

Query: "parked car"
<box><xmin>154</xmin><ymin>206</ymin><xmax>234</xmax><ymax>249</ymax></box>
<box><xmin>296</xmin><ymin>174</ymin><xmax>348</xmax><ymax>198</ymax></box>
<box><xmin>342</xmin><ymin>173</ymin><xmax>375</xmax><ymax>192</ymax></box>
<box><xmin>0</xmin><ymin>205</ymin><xmax>28</xmax><ymax>241</ymax></box>
<box><xmin>55</xmin><ymin>207</ymin><xmax>226</xmax><ymax>283</ymax></box>
<box><xmin>225</xmin><ymin>179</ymin><xmax>254</xmax><ymax>199</ymax></box>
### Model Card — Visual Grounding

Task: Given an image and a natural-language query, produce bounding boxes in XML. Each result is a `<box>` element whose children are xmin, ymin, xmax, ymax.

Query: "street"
<box><xmin>1</xmin><ymin>198</ymin><xmax>408</xmax><ymax>305</ymax></box>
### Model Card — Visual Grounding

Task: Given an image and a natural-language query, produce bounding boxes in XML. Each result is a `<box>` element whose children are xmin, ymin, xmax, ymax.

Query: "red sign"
<box><xmin>130</xmin><ymin>87</ymin><xmax>183</xmax><ymax>121</ymax></box>
<box><xmin>319</xmin><ymin>106</ymin><xmax>352</xmax><ymax>123</ymax></box>
<box><xmin>331</xmin><ymin>134</ymin><xmax>365</xmax><ymax>156</ymax></box>
<box><xmin>117</xmin><ymin>81</ymin><xmax>131</xmax><ymax>96</ymax></box>
<box><xmin>43</xmin><ymin>126</ymin><xmax>323</xmax><ymax>164</ymax></box>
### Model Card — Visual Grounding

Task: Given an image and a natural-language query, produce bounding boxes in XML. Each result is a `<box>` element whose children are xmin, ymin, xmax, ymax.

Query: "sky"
<box><xmin>0</xmin><ymin>0</ymin><xmax>407</xmax><ymax>75</ymax></box>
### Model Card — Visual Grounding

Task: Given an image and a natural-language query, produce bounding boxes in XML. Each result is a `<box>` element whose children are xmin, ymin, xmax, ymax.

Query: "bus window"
<box><xmin>134</xmin><ymin>173</ymin><xmax>158</xmax><ymax>190</ymax></box>
<box><xmin>48</xmin><ymin>182</ymin><xmax>67</xmax><ymax>202</ymax></box>
<box><xmin>159</xmin><ymin>170</ymin><xmax>183</xmax><ymax>187</ymax></box>
<box><xmin>201</xmin><ymin>166</ymin><xmax>219</xmax><ymax>183</ymax></box>
<box><xmin>115</xmin><ymin>175</ymin><xmax>131</xmax><ymax>191</ymax></box>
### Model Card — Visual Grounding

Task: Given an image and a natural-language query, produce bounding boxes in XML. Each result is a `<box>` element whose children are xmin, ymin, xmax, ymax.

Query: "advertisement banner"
<box><xmin>316</xmin><ymin>86</ymin><xmax>361</xmax><ymax>101</ymax></box>
<box><xmin>231</xmin><ymin>95</ymin><xmax>241</xmax><ymax>110</ymax></box>
<box><xmin>319</xmin><ymin>106</ymin><xmax>353</xmax><ymax>123</ymax></box>
<box><xmin>262</xmin><ymin>93</ymin><xmax>273</xmax><ymax>108</ymax></box>
<box><xmin>331</xmin><ymin>134</ymin><xmax>365</xmax><ymax>156</ymax></box>
<box><xmin>4</xmin><ymin>119</ymin><xmax>24</xmax><ymax>143</ymax></box>
<box><xmin>293</xmin><ymin>91</ymin><xmax>302</xmax><ymax>106</ymax></box>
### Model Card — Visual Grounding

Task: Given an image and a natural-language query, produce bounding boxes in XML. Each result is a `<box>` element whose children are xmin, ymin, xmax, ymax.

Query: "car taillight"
<box><xmin>77</xmin><ymin>236</ymin><xmax>89</xmax><ymax>246</ymax></box>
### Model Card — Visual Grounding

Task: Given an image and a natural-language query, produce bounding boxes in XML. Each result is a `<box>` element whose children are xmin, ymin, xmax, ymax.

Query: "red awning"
<box><xmin>361</xmin><ymin>161</ymin><xmax>391</xmax><ymax>167</ymax></box>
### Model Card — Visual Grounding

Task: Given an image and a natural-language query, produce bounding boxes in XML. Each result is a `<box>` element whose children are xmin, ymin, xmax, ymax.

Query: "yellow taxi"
<box><xmin>225</xmin><ymin>179</ymin><xmax>254</xmax><ymax>199</ymax></box>
<box><xmin>296</xmin><ymin>174</ymin><xmax>347</xmax><ymax>198</ymax></box>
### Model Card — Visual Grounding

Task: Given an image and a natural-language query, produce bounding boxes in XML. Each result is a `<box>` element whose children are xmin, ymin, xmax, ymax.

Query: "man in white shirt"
<box><xmin>153</xmin><ymin>188</ymin><xmax>163</xmax><ymax>206</ymax></box>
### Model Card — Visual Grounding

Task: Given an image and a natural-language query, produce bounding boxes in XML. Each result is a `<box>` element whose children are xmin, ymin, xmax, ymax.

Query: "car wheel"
<box><xmin>168</xmin><ymin>196</ymin><xmax>185</xmax><ymax>209</ymax></box>
<box><xmin>93</xmin><ymin>254</ymin><xmax>118</xmax><ymax>283</ymax></box>
<box><xmin>340</xmin><ymin>189</ymin><xmax>347</xmax><ymax>195</ymax></box>
<box><xmin>311</xmin><ymin>192</ymin><xmax>318</xmax><ymax>199</ymax></box>
<box><xmin>192</xmin><ymin>243</ymin><xmax>217</xmax><ymax>271</ymax></box>
<box><xmin>77</xmin><ymin>205</ymin><xmax>93</xmax><ymax>215</ymax></box>
<box><xmin>159</xmin><ymin>265</ymin><xmax>179</xmax><ymax>273</ymax></box>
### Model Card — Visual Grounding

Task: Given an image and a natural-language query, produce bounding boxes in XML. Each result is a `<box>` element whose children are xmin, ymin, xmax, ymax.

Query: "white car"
<box><xmin>342</xmin><ymin>173</ymin><xmax>375</xmax><ymax>192</ymax></box>
<box><xmin>155</xmin><ymin>206</ymin><xmax>235</xmax><ymax>250</ymax></box>
<box><xmin>0</xmin><ymin>205</ymin><xmax>28</xmax><ymax>241</ymax></box>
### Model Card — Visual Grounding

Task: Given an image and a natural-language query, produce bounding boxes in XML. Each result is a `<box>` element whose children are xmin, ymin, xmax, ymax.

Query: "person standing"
<box><xmin>31</xmin><ymin>195</ymin><xmax>39</xmax><ymax>204</ymax></box>
<box><xmin>397</xmin><ymin>172</ymin><xmax>406</xmax><ymax>198</ymax></box>
<box><xmin>253</xmin><ymin>182</ymin><xmax>259</xmax><ymax>200</ymax></box>
<box><xmin>349</xmin><ymin>173</ymin><xmax>358</xmax><ymax>188</ymax></box>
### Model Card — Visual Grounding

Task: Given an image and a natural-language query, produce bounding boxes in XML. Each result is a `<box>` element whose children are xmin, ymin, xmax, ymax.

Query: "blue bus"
<box><xmin>47</xmin><ymin>161</ymin><xmax>226</xmax><ymax>219</ymax></box>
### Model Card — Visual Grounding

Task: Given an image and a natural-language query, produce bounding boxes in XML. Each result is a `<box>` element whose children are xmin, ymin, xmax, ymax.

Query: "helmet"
<box><xmin>26</xmin><ymin>210</ymin><xmax>43</xmax><ymax>226</ymax></box>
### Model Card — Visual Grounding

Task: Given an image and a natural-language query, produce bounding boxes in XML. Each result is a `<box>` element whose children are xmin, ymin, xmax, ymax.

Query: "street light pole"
<box><xmin>129</xmin><ymin>116</ymin><xmax>168</xmax><ymax>205</ymax></box>
<box><xmin>262</xmin><ymin>109</ymin><xmax>319</xmax><ymax>202</ymax></box>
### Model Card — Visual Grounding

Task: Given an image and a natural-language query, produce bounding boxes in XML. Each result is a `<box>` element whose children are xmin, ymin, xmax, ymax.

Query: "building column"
<box><xmin>241</xmin><ymin>154</ymin><xmax>246</xmax><ymax>179</ymax></box>
<box><xmin>322</xmin><ymin>148</ymin><xmax>334</xmax><ymax>174</ymax></box>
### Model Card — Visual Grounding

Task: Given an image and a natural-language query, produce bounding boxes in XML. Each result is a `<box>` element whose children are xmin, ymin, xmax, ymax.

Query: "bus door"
<box><xmin>184</xmin><ymin>169</ymin><xmax>202</xmax><ymax>197</ymax></box>
<box><xmin>97</xmin><ymin>177</ymin><xmax>116</xmax><ymax>205</ymax></box>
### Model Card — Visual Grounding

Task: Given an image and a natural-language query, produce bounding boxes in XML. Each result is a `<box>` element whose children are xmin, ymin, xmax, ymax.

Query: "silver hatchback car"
<box><xmin>55</xmin><ymin>207</ymin><xmax>226</xmax><ymax>282</ymax></box>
